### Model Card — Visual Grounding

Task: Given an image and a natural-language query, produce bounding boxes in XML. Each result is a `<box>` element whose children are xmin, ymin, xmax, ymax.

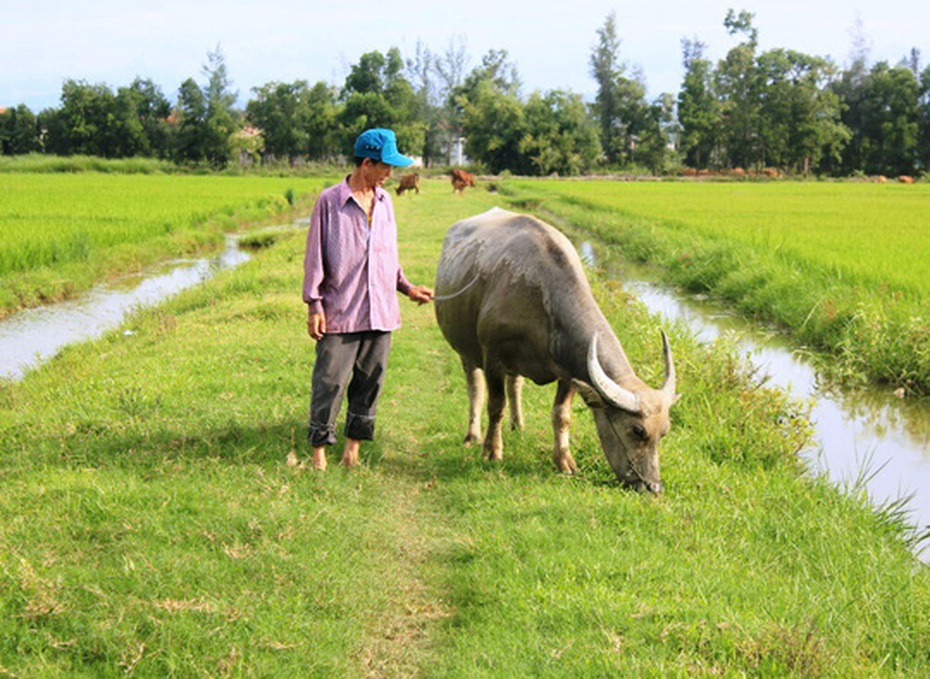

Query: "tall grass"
<box><xmin>0</xmin><ymin>178</ymin><xmax>927</xmax><ymax>675</ymax></box>
<box><xmin>503</xmin><ymin>179</ymin><xmax>930</xmax><ymax>393</ymax></box>
<box><xmin>0</xmin><ymin>172</ymin><xmax>323</xmax><ymax>315</ymax></box>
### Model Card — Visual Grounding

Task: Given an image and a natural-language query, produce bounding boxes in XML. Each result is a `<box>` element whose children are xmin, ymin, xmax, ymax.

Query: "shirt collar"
<box><xmin>339</xmin><ymin>176</ymin><xmax>386</xmax><ymax>206</ymax></box>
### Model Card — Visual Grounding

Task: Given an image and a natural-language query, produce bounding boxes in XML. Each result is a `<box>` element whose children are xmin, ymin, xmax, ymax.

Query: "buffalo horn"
<box><xmin>587</xmin><ymin>334</ymin><xmax>640</xmax><ymax>413</ymax></box>
<box><xmin>661</xmin><ymin>330</ymin><xmax>677</xmax><ymax>399</ymax></box>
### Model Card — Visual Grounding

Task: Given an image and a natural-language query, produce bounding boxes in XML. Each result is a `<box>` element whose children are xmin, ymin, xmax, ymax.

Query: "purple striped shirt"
<box><xmin>302</xmin><ymin>178</ymin><xmax>412</xmax><ymax>333</ymax></box>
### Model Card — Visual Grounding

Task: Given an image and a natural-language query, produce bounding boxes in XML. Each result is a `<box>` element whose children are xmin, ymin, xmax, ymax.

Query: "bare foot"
<box><xmin>311</xmin><ymin>447</ymin><xmax>328</xmax><ymax>471</ymax></box>
<box><xmin>341</xmin><ymin>439</ymin><xmax>361</xmax><ymax>467</ymax></box>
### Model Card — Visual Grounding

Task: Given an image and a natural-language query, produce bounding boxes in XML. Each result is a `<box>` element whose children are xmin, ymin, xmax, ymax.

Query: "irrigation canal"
<box><xmin>578</xmin><ymin>240</ymin><xmax>929</xmax><ymax>554</ymax></box>
<box><xmin>0</xmin><ymin>235</ymin><xmax>250</xmax><ymax>381</ymax></box>
<box><xmin>0</xmin><ymin>228</ymin><xmax>927</xmax><ymax>556</ymax></box>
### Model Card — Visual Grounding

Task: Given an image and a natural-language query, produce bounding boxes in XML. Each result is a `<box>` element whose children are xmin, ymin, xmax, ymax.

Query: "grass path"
<box><xmin>1</xmin><ymin>178</ymin><xmax>927</xmax><ymax>675</ymax></box>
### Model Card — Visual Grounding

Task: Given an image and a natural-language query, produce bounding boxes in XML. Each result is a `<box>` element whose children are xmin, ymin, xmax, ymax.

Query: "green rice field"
<box><xmin>507</xmin><ymin>180</ymin><xmax>928</xmax><ymax>296</ymax></box>
<box><xmin>0</xmin><ymin>172</ymin><xmax>316</xmax><ymax>315</ymax></box>
<box><xmin>502</xmin><ymin>179</ymin><xmax>930</xmax><ymax>392</ymax></box>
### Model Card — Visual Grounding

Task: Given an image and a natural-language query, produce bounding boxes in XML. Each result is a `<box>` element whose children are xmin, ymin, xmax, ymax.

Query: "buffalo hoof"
<box><xmin>553</xmin><ymin>453</ymin><xmax>578</xmax><ymax>475</ymax></box>
<box><xmin>484</xmin><ymin>447</ymin><xmax>503</xmax><ymax>462</ymax></box>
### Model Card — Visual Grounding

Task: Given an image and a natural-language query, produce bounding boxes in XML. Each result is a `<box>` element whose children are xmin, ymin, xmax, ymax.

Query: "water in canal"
<box><xmin>578</xmin><ymin>241</ymin><xmax>929</xmax><ymax>551</ymax></box>
<box><xmin>0</xmin><ymin>236</ymin><xmax>250</xmax><ymax>381</ymax></box>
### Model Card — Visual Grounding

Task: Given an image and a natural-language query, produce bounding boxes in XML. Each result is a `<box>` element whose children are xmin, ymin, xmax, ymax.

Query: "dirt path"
<box><xmin>352</xmin><ymin>466</ymin><xmax>452</xmax><ymax>677</ymax></box>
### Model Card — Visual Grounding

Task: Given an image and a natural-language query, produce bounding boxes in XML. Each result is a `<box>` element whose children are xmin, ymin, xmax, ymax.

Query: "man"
<box><xmin>302</xmin><ymin>128</ymin><xmax>433</xmax><ymax>470</ymax></box>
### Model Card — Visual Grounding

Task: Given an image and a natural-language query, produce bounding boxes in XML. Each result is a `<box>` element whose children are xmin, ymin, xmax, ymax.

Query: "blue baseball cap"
<box><xmin>353</xmin><ymin>128</ymin><xmax>414</xmax><ymax>167</ymax></box>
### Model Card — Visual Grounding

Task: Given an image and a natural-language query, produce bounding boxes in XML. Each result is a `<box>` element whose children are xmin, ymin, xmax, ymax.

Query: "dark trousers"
<box><xmin>308</xmin><ymin>331</ymin><xmax>392</xmax><ymax>447</ymax></box>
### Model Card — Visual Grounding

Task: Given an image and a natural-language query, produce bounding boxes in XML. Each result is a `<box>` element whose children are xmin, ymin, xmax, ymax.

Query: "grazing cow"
<box><xmin>899</xmin><ymin>175</ymin><xmax>915</xmax><ymax>184</ymax></box>
<box><xmin>451</xmin><ymin>168</ymin><xmax>476</xmax><ymax>193</ymax></box>
<box><xmin>396</xmin><ymin>172</ymin><xmax>420</xmax><ymax>195</ymax></box>
<box><xmin>434</xmin><ymin>208</ymin><xmax>678</xmax><ymax>492</ymax></box>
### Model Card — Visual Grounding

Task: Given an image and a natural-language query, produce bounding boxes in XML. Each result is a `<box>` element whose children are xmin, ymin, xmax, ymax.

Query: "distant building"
<box><xmin>449</xmin><ymin>136</ymin><xmax>466</xmax><ymax>166</ymax></box>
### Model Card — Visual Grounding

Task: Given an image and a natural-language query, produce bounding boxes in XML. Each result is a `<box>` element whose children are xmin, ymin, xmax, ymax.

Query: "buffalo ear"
<box><xmin>572</xmin><ymin>379</ymin><xmax>605</xmax><ymax>409</ymax></box>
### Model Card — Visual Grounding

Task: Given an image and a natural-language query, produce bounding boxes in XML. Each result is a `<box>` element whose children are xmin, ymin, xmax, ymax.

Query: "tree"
<box><xmin>247</xmin><ymin>81</ymin><xmax>310</xmax><ymax>162</ymax></box>
<box><xmin>0</xmin><ymin>104</ymin><xmax>41</xmax><ymax>155</ymax></box>
<box><xmin>339</xmin><ymin>48</ymin><xmax>424</xmax><ymax>159</ymax></box>
<box><xmin>459</xmin><ymin>79</ymin><xmax>528</xmax><ymax>174</ymax></box>
<box><xmin>405</xmin><ymin>40</ymin><xmax>456</xmax><ymax>166</ymax></box>
<box><xmin>305</xmin><ymin>82</ymin><xmax>340</xmax><ymax>161</ymax></box>
<box><xmin>453</xmin><ymin>49</ymin><xmax>524</xmax><ymax>171</ymax></box>
<box><xmin>861</xmin><ymin>63</ymin><xmax>920</xmax><ymax>175</ymax></box>
<box><xmin>612</xmin><ymin>72</ymin><xmax>651</xmax><ymax>166</ymax></box>
<box><xmin>201</xmin><ymin>45</ymin><xmax>238</xmax><ymax>167</ymax></box>
<box><xmin>715</xmin><ymin>10</ymin><xmax>764</xmax><ymax>169</ymax></box>
<box><xmin>171</xmin><ymin>46</ymin><xmax>239</xmax><ymax>167</ymax></box>
<box><xmin>121</xmin><ymin>78</ymin><xmax>172</xmax><ymax>159</ymax></box>
<box><xmin>757</xmin><ymin>49</ymin><xmax>848</xmax><ymax>174</ymax></box>
<box><xmin>589</xmin><ymin>12</ymin><xmax>626</xmax><ymax>165</ymax></box>
<box><xmin>431</xmin><ymin>36</ymin><xmax>470</xmax><ymax>163</ymax></box>
<box><xmin>637</xmin><ymin>93</ymin><xmax>678</xmax><ymax>174</ymax></box>
<box><xmin>836</xmin><ymin>61</ymin><xmax>920</xmax><ymax>176</ymax></box>
<box><xmin>724</xmin><ymin>8</ymin><xmax>758</xmax><ymax>47</ymax></box>
<box><xmin>433</xmin><ymin>35</ymin><xmax>470</xmax><ymax>101</ymax></box>
<box><xmin>43</xmin><ymin>80</ymin><xmax>120</xmax><ymax>157</ymax></box>
<box><xmin>451</xmin><ymin>49</ymin><xmax>521</xmax><ymax>116</ymax></box>
<box><xmin>919</xmin><ymin>64</ymin><xmax>930</xmax><ymax>172</ymax></box>
<box><xmin>589</xmin><ymin>13</ymin><xmax>660</xmax><ymax>168</ymax></box>
<box><xmin>678</xmin><ymin>38</ymin><xmax>719</xmax><ymax>169</ymax></box>
<box><xmin>832</xmin><ymin>59</ymin><xmax>870</xmax><ymax>174</ymax></box>
<box><xmin>522</xmin><ymin>90</ymin><xmax>601</xmax><ymax>175</ymax></box>
<box><xmin>172</xmin><ymin>78</ymin><xmax>208</xmax><ymax>164</ymax></box>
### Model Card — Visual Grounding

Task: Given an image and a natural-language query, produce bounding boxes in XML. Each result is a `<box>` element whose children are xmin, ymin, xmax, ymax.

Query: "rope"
<box><xmin>432</xmin><ymin>274</ymin><xmax>480</xmax><ymax>303</ymax></box>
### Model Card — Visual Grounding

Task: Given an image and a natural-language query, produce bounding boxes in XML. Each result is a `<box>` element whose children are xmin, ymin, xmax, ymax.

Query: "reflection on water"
<box><xmin>0</xmin><ymin>236</ymin><xmax>250</xmax><ymax>381</ymax></box>
<box><xmin>578</xmin><ymin>240</ymin><xmax>930</xmax><ymax>546</ymax></box>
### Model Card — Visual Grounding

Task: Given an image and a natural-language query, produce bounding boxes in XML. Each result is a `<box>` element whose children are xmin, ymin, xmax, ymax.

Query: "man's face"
<box><xmin>363</xmin><ymin>159</ymin><xmax>393</xmax><ymax>188</ymax></box>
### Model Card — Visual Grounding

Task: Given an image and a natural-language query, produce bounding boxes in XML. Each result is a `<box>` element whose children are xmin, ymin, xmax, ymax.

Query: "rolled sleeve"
<box><xmin>396</xmin><ymin>269</ymin><xmax>412</xmax><ymax>296</ymax></box>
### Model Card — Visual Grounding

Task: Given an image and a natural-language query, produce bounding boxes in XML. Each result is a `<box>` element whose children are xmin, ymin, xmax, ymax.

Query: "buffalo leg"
<box><xmin>506</xmin><ymin>374</ymin><xmax>524</xmax><ymax>431</ymax></box>
<box><xmin>463</xmin><ymin>360</ymin><xmax>484</xmax><ymax>446</ymax></box>
<box><xmin>483</xmin><ymin>364</ymin><xmax>506</xmax><ymax>461</ymax></box>
<box><xmin>552</xmin><ymin>379</ymin><xmax>579</xmax><ymax>474</ymax></box>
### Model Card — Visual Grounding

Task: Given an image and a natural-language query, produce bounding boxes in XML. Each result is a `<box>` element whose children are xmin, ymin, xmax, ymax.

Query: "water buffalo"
<box><xmin>434</xmin><ymin>208</ymin><xmax>678</xmax><ymax>492</ymax></box>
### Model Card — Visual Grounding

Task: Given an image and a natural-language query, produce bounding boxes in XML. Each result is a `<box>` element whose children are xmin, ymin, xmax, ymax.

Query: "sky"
<box><xmin>2</xmin><ymin>0</ymin><xmax>928</xmax><ymax>112</ymax></box>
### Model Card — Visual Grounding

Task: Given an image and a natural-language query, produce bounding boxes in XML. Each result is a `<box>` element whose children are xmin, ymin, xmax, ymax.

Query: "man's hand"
<box><xmin>407</xmin><ymin>285</ymin><xmax>434</xmax><ymax>305</ymax></box>
<box><xmin>308</xmin><ymin>312</ymin><xmax>326</xmax><ymax>340</ymax></box>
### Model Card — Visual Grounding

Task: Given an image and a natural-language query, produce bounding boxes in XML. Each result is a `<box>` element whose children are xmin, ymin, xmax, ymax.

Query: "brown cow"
<box><xmin>396</xmin><ymin>172</ymin><xmax>420</xmax><ymax>195</ymax></box>
<box><xmin>451</xmin><ymin>168</ymin><xmax>476</xmax><ymax>193</ymax></box>
<box><xmin>898</xmin><ymin>175</ymin><xmax>915</xmax><ymax>184</ymax></box>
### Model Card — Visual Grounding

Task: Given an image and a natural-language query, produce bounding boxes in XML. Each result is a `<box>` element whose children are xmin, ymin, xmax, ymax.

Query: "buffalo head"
<box><xmin>575</xmin><ymin>331</ymin><xmax>678</xmax><ymax>493</ymax></box>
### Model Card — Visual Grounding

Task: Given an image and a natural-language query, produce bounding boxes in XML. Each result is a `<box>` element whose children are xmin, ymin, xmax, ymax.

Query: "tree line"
<box><xmin>2</xmin><ymin>10</ymin><xmax>928</xmax><ymax>177</ymax></box>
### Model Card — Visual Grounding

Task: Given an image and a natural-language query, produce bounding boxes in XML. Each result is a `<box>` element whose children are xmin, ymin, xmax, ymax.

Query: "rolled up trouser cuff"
<box><xmin>308</xmin><ymin>422</ymin><xmax>338</xmax><ymax>447</ymax></box>
<box><xmin>345</xmin><ymin>411</ymin><xmax>376</xmax><ymax>441</ymax></box>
